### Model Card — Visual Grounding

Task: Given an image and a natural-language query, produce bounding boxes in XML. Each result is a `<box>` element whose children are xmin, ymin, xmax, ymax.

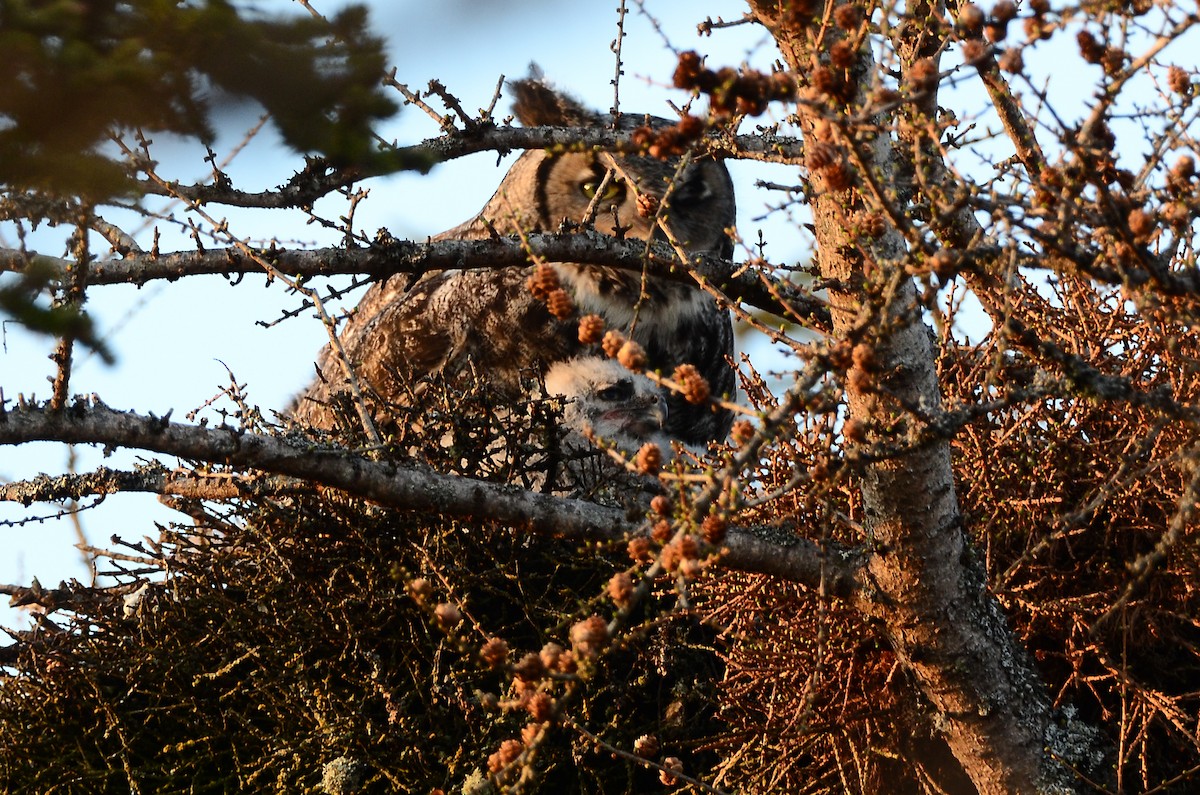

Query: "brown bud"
<box><xmin>570</xmin><ymin>615</ymin><xmax>610</xmax><ymax>658</ymax></box>
<box><xmin>673</xmin><ymin>364</ymin><xmax>711</xmax><ymax>405</ymax></box>
<box><xmin>527</xmin><ymin>263</ymin><xmax>560</xmax><ymax>299</ymax></box>
<box><xmin>555</xmin><ymin>649</ymin><xmax>578</xmax><ymax>674</ymax></box>
<box><xmin>513</xmin><ymin>652</ymin><xmax>546</xmax><ymax>681</ymax></box>
<box><xmin>434</xmin><ymin>602</ymin><xmax>462</xmax><ymax>631</ymax></box>
<box><xmin>539</xmin><ymin>642</ymin><xmax>564</xmax><ymax>671</ymax></box>
<box><xmin>998</xmin><ymin>48</ymin><xmax>1024</xmax><ymax>74</ymax></box>
<box><xmin>546</xmin><ymin>288</ymin><xmax>574</xmax><ymax>319</ymax></box>
<box><xmin>607</xmin><ymin>572</ymin><xmax>634</xmax><ymax>606</ymax></box>
<box><xmin>635</xmin><ymin>443</ymin><xmax>663</xmax><ymax>474</ymax></box>
<box><xmin>805</xmin><ymin>141</ymin><xmax>840</xmax><ymax>170</ymax></box>
<box><xmin>660</xmin><ymin>542</ymin><xmax>681</xmax><ymax>572</ymax></box>
<box><xmin>633</xmin><ymin>734</ymin><xmax>660</xmax><ymax>758</ymax></box>
<box><xmin>991</xmin><ymin>1</ymin><xmax>1017</xmax><ymax>23</ymax></box>
<box><xmin>1127</xmin><ymin>208</ymin><xmax>1155</xmax><ymax>242</ymax></box>
<box><xmin>630</xmin><ymin>125</ymin><xmax>655</xmax><ymax>149</ymax></box>
<box><xmin>677</xmin><ymin>114</ymin><xmax>705</xmax><ymax>138</ymax></box>
<box><xmin>1040</xmin><ymin>166</ymin><xmax>1064</xmax><ymax>188</ymax></box>
<box><xmin>860</xmin><ymin>211</ymin><xmax>886</xmax><ymax>238</ymax></box>
<box><xmin>578</xmin><ymin>314</ymin><xmax>605</xmax><ymax>344</ymax></box>
<box><xmin>730</xmin><ymin>419</ymin><xmax>755</xmax><ymax>446</ymax></box>
<box><xmin>961</xmin><ymin>39</ymin><xmax>989</xmax><ymax>66</ymax></box>
<box><xmin>701</xmin><ymin>514</ymin><xmax>727</xmax><ymax>544</ymax></box>
<box><xmin>908</xmin><ymin>58</ymin><xmax>938</xmax><ymax>92</ymax></box>
<box><xmin>829</xmin><ymin>40</ymin><xmax>856</xmax><ymax>69</ymax></box>
<box><xmin>628</xmin><ymin>535</ymin><xmax>654</xmax><ymax>562</ymax></box>
<box><xmin>1077</xmin><ymin>31</ymin><xmax>1104</xmax><ymax>64</ymax></box>
<box><xmin>602</xmin><ymin>330</ymin><xmax>626</xmax><ymax>359</ymax></box>
<box><xmin>407</xmin><ymin>577</ymin><xmax>433</xmax><ymax>604</ymax></box>
<box><xmin>1168</xmin><ymin>65</ymin><xmax>1191</xmax><ymax>95</ymax></box>
<box><xmin>660</xmin><ymin>756</ymin><xmax>684</xmax><ymax>786</ymax></box>
<box><xmin>848</xmin><ymin>367</ymin><xmax>874</xmax><ymax>393</ymax></box>
<box><xmin>1163</xmin><ymin>201</ymin><xmax>1190</xmax><ymax>228</ymax></box>
<box><xmin>958</xmin><ymin>3</ymin><xmax>985</xmax><ymax>36</ymax></box>
<box><xmin>823</xmin><ymin>161</ymin><xmax>854</xmax><ymax>192</ymax></box>
<box><xmin>1171</xmin><ymin>154</ymin><xmax>1195</xmax><ymax>185</ymax></box>
<box><xmin>651</xmin><ymin>519</ymin><xmax>673</xmax><ymax>542</ymax></box>
<box><xmin>851</xmin><ymin>343</ymin><xmax>877</xmax><ymax>371</ymax></box>
<box><xmin>479</xmin><ymin>637</ymin><xmax>509</xmax><ymax>669</ymax></box>
<box><xmin>1023</xmin><ymin>15</ymin><xmax>1051</xmax><ymax>42</ymax></box>
<box><xmin>926</xmin><ymin>249</ymin><xmax>955</xmax><ymax>279</ymax></box>
<box><xmin>637</xmin><ymin>192</ymin><xmax>660</xmax><ymax>218</ymax></box>
<box><xmin>617</xmin><ymin>340</ymin><xmax>647</xmax><ymax>372</ymax></box>
<box><xmin>526</xmin><ymin>692</ymin><xmax>554</xmax><ymax>722</ymax></box>
<box><xmin>810</xmin><ymin>65</ymin><xmax>839</xmax><ymax>98</ymax></box>
<box><xmin>769</xmin><ymin>70</ymin><xmax>797</xmax><ymax>101</ymax></box>
<box><xmin>828</xmin><ymin>341</ymin><xmax>853</xmax><ymax>370</ymax></box>
<box><xmin>651</xmin><ymin>495</ymin><xmax>672</xmax><ymax>515</ymax></box>
<box><xmin>1101</xmin><ymin>47</ymin><xmax>1126</xmax><ymax>77</ymax></box>
<box><xmin>872</xmin><ymin>87</ymin><xmax>901</xmax><ymax>105</ymax></box>
<box><xmin>487</xmin><ymin>739</ymin><xmax>524</xmax><ymax>774</ymax></box>
<box><xmin>833</xmin><ymin>3</ymin><xmax>863</xmax><ymax>30</ymax></box>
<box><xmin>673</xmin><ymin>51</ymin><xmax>704</xmax><ymax>89</ymax></box>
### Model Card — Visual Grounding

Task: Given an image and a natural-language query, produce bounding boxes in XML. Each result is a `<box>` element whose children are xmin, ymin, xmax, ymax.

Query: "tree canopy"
<box><xmin>3</xmin><ymin>1</ymin><xmax>1200</xmax><ymax>793</ymax></box>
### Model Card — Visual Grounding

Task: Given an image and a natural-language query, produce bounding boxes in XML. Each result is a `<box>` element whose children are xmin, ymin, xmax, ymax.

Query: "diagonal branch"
<box><xmin>0</xmin><ymin>401</ymin><xmax>867</xmax><ymax>599</ymax></box>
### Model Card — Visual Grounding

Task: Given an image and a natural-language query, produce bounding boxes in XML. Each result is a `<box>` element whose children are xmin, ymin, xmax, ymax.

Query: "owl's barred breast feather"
<box><xmin>291</xmin><ymin>76</ymin><xmax>735</xmax><ymax>446</ymax></box>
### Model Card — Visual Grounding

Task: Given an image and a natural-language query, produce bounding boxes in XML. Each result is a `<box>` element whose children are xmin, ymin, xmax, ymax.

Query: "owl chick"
<box><xmin>292</xmin><ymin>76</ymin><xmax>735</xmax><ymax>445</ymax></box>
<box><xmin>543</xmin><ymin>356</ymin><xmax>672</xmax><ymax>454</ymax></box>
<box><xmin>542</xmin><ymin>355</ymin><xmax>675</xmax><ymax>500</ymax></box>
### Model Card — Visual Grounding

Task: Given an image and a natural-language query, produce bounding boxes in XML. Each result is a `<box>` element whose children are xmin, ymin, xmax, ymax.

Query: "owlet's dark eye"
<box><xmin>580</xmin><ymin>173</ymin><xmax>624</xmax><ymax>203</ymax></box>
<box><xmin>596</xmin><ymin>380</ymin><xmax>634</xmax><ymax>402</ymax></box>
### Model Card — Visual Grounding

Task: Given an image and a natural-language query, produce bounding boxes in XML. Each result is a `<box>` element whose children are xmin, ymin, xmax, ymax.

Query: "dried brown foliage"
<box><xmin>0</xmin><ymin>383</ymin><xmax>722</xmax><ymax>792</ymax></box>
<box><xmin>4</xmin><ymin>0</ymin><xmax>1200</xmax><ymax>793</ymax></box>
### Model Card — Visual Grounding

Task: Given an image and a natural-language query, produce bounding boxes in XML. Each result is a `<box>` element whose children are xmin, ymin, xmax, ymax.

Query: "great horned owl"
<box><xmin>291</xmin><ymin>77</ymin><xmax>736</xmax><ymax>445</ymax></box>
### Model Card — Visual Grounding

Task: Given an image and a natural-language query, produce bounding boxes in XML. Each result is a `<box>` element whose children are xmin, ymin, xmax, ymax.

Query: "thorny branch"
<box><xmin>0</xmin><ymin>233</ymin><xmax>831</xmax><ymax>327</ymax></box>
<box><xmin>0</xmin><ymin>401</ymin><xmax>868</xmax><ymax>600</ymax></box>
<box><xmin>121</xmin><ymin>125</ymin><xmax>804</xmax><ymax>210</ymax></box>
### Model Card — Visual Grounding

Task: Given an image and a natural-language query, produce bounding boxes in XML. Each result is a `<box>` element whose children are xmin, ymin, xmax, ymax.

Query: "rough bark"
<box><xmin>0</xmin><ymin>401</ymin><xmax>866</xmax><ymax>598</ymax></box>
<box><xmin>0</xmin><ymin>232</ymin><xmax>828</xmax><ymax>326</ymax></box>
<box><xmin>745</xmin><ymin>2</ymin><xmax>1096</xmax><ymax>791</ymax></box>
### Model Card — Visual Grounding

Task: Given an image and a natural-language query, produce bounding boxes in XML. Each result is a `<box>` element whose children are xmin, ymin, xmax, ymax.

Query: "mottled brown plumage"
<box><xmin>292</xmin><ymin>77</ymin><xmax>736</xmax><ymax>444</ymax></box>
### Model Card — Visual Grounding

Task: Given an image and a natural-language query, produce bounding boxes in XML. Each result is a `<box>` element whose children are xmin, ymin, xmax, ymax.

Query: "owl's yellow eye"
<box><xmin>580</xmin><ymin>176</ymin><xmax>624</xmax><ymax>203</ymax></box>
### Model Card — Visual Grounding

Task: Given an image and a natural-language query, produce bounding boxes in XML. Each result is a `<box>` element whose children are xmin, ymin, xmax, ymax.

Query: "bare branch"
<box><xmin>0</xmin><ymin>232</ymin><xmax>831</xmax><ymax>326</ymax></box>
<box><xmin>0</xmin><ymin>401</ymin><xmax>867</xmax><ymax>598</ymax></box>
<box><xmin>125</xmin><ymin>125</ymin><xmax>805</xmax><ymax>209</ymax></box>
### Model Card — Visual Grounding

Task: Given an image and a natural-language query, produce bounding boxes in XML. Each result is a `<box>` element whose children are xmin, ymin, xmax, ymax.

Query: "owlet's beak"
<box><xmin>602</xmin><ymin>391</ymin><xmax>666</xmax><ymax>438</ymax></box>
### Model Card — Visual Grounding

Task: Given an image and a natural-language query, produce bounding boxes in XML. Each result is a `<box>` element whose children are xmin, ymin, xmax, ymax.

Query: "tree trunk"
<box><xmin>745</xmin><ymin>2</ymin><xmax>1095</xmax><ymax>791</ymax></box>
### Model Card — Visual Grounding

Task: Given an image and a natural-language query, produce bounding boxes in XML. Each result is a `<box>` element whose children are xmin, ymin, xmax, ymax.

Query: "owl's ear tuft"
<box><xmin>510</xmin><ymin>68</ymin><xmax>598</xmax><ymax>127</ymax></box>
